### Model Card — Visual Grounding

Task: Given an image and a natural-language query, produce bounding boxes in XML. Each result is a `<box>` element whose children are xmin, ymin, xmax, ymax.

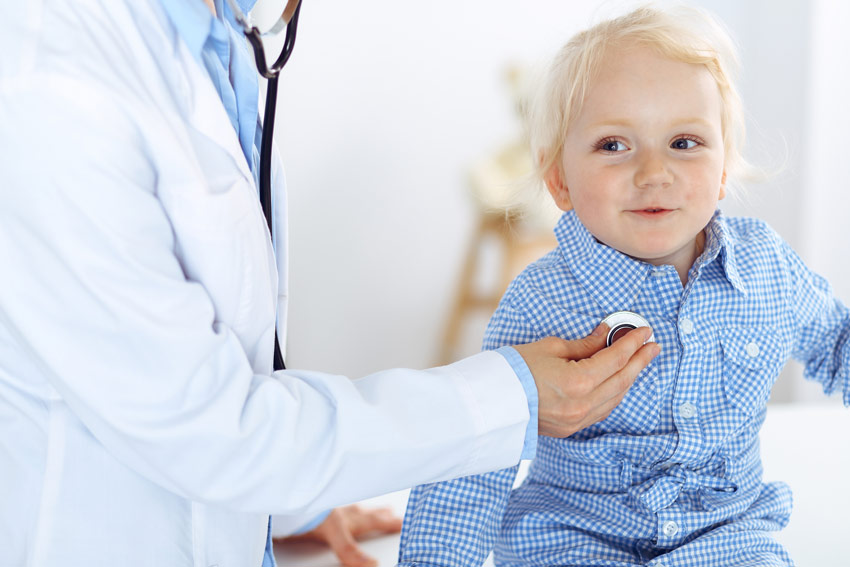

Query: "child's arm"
<box><xmin>785</xmin><ymin>240</ymin><xmax>850</xmax><ymax>405</ymax></box>
<box><xmin>396</xmin><ymin>300</ymin><xmax>538</xmax><ymax>567</ymax></box>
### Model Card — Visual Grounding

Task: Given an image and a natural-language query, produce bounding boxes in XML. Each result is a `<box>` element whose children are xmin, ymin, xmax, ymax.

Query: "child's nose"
<box><xmin>633</xmin><ymin>150</ymin><xmax>673</xmax><ymax>189</ymax></box>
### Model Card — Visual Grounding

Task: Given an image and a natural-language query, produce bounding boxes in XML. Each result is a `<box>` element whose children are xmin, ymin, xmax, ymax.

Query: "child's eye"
<box><xmin>671</xmin><ymin>137</ymin><xmax>700</xmax><ymax>150</ymax></box>
<box><xmin>597</xmin><ymin>139</ymin><xmax>628</xmax><ymax>152</ymax></box>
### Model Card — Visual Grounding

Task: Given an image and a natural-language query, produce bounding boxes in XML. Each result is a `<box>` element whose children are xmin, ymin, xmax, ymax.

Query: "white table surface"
<box><xmin>274</xmin><ymin>403</ymin><xmax>850</xmax><ymax>567</ymax></box>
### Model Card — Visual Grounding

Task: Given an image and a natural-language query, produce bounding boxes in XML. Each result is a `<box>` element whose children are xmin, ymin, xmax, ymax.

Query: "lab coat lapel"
<box><xmin>177</xmin><ymin>40</ymin><xmax>255</xmax><ymax>186</ymax></box>
<box><xmin>162</xmin><ymin>36</ymin><xmax>278</xmax><ymax>374</ymax></box>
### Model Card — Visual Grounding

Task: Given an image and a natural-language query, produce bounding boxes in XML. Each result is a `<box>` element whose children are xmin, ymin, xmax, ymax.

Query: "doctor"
<box><xmin>0</xmin><ymin>1</ymin><xmax>660</xmax><ymax>566</ymax></box>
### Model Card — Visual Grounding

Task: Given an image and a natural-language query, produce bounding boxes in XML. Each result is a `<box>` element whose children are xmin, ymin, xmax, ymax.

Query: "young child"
<box><xmin>396</xmin><ymin>5</ymin><xmax>849</xmax><ymax>567</ymax></box>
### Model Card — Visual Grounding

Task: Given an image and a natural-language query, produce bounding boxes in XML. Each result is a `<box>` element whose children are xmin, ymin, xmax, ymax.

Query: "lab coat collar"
<box><xmin>152</xmin><ymin>1</ymin><xmax>257</xmax><ymax>186</ymax></box>
<box><xmin>180</xmin><ymin>41</ymin><xmax>256</xmax><ymax>185</ymax></box>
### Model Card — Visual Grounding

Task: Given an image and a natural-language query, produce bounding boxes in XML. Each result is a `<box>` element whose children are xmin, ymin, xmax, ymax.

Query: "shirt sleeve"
<box><xmin>0</xmin><ymin>77</ymin><xmax>534</xmax><ymax>518</ymax></box>
<box><xmin>397</xmin><ymin>292</ymin><xmax>539</xmax><ymax>567</ymax></box>
<box><xmin>397</xmin><ymin>466</ymin><xmax>519</xmax><ymax>567</ymax></box>
<box><xmin>784</xmin><ymin>241</ymin><xmax>850</xmax><ymax>406</ymax></box>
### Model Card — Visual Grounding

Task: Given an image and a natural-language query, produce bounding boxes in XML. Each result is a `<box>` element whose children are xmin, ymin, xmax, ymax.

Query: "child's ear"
<box><xmin>544</xmin><ymin>162</ymin><xmax>573</xmax><ymax>212</ymax></box>
<box><xmin>718</xmin><ymin>169</ymin><xmax>727</xmax><ymax>200</ymax></box>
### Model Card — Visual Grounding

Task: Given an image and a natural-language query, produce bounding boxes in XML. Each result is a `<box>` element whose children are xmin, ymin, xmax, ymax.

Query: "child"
<box><xmin>396</xmin><ymin>5</ymin><xmax>849</xmax><ymax>567</ymax></box>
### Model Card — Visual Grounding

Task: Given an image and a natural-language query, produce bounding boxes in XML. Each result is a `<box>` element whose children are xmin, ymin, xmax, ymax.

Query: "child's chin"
<box><xmin>624</xmin><ymin>246</ymin><xmax>682</xmax><ymax>267</ymax></box>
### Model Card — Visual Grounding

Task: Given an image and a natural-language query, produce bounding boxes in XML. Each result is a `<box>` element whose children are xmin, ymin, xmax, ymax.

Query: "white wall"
<box><xmin>275</xmin><ymin>1</ymin><xmax>849</xmax><ymax>403</ymax></box>
<box><xmin>795</xmin><ymin>0</ymin><xmax>850</xmax><ymax>402</ymax></box>
<box><xmin>277</xmin><ymin>1</ymin><xmax>606</xmax><ymax>376</ymax></box>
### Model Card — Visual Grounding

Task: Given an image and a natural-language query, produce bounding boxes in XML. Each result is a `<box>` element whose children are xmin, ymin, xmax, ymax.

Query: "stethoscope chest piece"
<box><xmin>601</xmin><ymin>311</ymin><xmax>654</xmax><ymax>347</ymax></box>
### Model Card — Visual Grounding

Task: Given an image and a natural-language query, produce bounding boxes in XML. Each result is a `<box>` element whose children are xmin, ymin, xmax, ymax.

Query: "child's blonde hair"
<box><xmin>529</xmin><ymin>3</ymin><xmax>752</xmax><ymax>190</ymax></box>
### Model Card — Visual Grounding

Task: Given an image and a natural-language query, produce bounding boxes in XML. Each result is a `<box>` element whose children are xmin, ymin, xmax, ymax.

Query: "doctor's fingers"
<box><xmin>510</xmin><ymin>328</ymin><xmax>608</xmax><ymax>390</ymax></box>
<box><xmin>580</xmin><ymin>340</ymin><xmax>661</xmax><ymax>421</ymax></box>
<box><xmin>561</xmin><ymin>380</ymin><xmax>633</xmax><ymax>436</ymax></box>
<box><xmin>546</xmin><ymin>326</ymin><xmax>654</xmax><ymax>402</ymax></box>
<box><xmin>539</xmin><ymin>339</ymin><xmax>660</xmax><ymax>438</ymax></box>
<box><xmin>307</xmin><ymin>508</ymin><xmax>377</xmax><ymax>567</ymax></box>
<box><xmin>337</xmin><ymin>505</ymin><xmax>402</xmax><ymax>538</ymax></box>
<box><xmin>311</xmin><ymin>505</ymin><xmax>402</xmax><ymax>567</ymax></box>
<box><xmin>552</xmin><ymin>323</ymin><xmax>610</xmax><ymax>361</ymax></box>
<box><xmin>321</xmin><ymin>530</ymin><xmax>376</xmax><ymax>567</ymax></box>
<box><xmin>577</xmin><ymin>326</ymin><xmax>657</xmax><ymax>388</ymax></box>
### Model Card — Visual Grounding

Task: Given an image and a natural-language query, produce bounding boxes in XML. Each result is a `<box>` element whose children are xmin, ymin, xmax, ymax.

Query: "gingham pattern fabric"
<box><xmin>398</xmin><ymin>210</ymin><xmax>850</xmax><ymax>567</ymax></box>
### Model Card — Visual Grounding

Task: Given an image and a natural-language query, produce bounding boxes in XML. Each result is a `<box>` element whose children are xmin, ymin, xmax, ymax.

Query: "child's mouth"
<box><xmin>630</xmin><ymin>208</ymin><xmax>672</xmax><ymax>218</ymax></box>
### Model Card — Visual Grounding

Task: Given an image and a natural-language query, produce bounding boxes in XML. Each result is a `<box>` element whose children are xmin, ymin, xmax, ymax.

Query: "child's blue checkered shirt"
<box><xmin>398</xmin><ymin>210</ymin><xmax>850</xmax><ymax>566</ymax></box>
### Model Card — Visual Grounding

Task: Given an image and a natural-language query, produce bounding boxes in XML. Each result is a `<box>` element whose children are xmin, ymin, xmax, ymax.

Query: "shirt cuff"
<box><xmin>496</xmin><ymin>346</ymin><xmax>538</xmax><ymax>459</ymax></box>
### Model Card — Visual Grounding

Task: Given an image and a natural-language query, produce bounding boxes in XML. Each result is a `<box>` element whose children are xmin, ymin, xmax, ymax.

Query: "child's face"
<box><xmin>546</xmin><ymin>45</ymin><xmax>727</xmax><ymax>275</ymax></box>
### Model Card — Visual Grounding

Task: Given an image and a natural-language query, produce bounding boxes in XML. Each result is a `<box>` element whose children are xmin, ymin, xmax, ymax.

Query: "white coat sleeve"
<box><xmin>0</xmin><ymin>77</ymin><xmax>531</xmax><ymax>518</ymax></box>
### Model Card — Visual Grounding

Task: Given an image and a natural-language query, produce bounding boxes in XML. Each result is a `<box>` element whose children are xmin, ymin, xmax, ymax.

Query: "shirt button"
<box><xmin>745</xmin><ymin>341</ymin><xmax>760</xmax><ymax>357</ymax></box>
<box><xmin>662</xmin><ymin>520</ymin><xmax>679</xmax><ymax>537</ymax></box>
<box><xmin>680</xmin><ymin>318</ymin><xmax>694</xmax><ymax>334</ymax></box>
<box><xmin>678</xmin><ymin>402</ymin><xmax>697</xmax><ymax>419</ymax></box>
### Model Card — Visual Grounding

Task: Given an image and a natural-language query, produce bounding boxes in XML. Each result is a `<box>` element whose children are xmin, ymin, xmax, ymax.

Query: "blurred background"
<box><xmin>275</xmin><ymin>0</ymin><xmax>849</xmax><ymax>404</ymax></box>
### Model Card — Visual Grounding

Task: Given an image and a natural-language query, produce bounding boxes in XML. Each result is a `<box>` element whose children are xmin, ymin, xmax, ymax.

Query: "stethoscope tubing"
<box><xmin>229</xmin><ymin>1</ymin><xmax>304</xmax><ymax>370</ymax></box>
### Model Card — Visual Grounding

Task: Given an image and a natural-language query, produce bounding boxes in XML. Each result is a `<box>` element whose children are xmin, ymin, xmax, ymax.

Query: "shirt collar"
<box><xmin>554</xmin><ymin>210</ymin><xmax>652</xmax><ymax>314</ymax></box>
<box><xmin>695</xmin><ymin>210</ymin><xmax>748</xmax><ymax>295</ymax></box>
<box><xmin>156</xmin><ymin>1</ymin><xmax>215</xmax><ymax>62</ymax></box>
<box><xmin>157</xmin><ymin>0</ymin><xmax>259</xmax><ymax>63</ymax></box>
<box><xmin>554</xmin><ymin>209</ymin><xmax>746</xmax><ymax>313</ymax></box>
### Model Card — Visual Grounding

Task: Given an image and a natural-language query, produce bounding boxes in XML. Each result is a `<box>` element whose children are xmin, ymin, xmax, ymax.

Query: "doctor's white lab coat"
<box><xmin>0</xmin><ymin>1</ymin><xmax>532</xmax><ymax>566</ymax></box>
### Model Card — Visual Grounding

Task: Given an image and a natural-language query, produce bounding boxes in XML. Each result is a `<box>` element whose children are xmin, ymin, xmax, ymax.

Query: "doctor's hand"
<box><xmin>277</xmin><ymin>505</ymin><xmax>403</xmax><ymax>567</ymax></box>
<box><xmin>513</xmin><ymin>324</ymin><xmax>660</xmax><ymax>438</ymax></box>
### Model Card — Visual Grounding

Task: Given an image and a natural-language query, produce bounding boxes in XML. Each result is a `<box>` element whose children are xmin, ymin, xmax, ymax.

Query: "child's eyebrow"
<box><xmin>668</xmin><ymin>117</ymin><xmax>716</xmax><ymax>129</ymax></box>
<box><xmin>588</xmin><ymin>119</ymin><xmax>634</xmax><ymax>130</ymax></box>
<box><xmin>586</xmin><ymin>117</ymin><xmax>716</xmax><ymax>131</ymax></box>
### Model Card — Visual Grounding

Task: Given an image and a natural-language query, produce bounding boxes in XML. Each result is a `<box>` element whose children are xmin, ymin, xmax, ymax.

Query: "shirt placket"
<box><xmin>648</xmin><ymin>266</ymin><xmax>708</xmax><ymax>546</ymax></box>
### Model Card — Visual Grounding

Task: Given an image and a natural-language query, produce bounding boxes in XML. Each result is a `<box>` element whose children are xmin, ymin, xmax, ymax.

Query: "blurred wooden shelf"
<box><xmin>437</xmin><ymin>211</ymin><xmax>555</xmax><ymax>365</ymax></box>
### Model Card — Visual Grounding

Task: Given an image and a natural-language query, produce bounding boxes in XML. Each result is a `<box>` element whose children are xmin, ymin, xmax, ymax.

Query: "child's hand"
<box><xmin>277</xmin><ymin>505</ymin><xmax>403</xmax><ymax>567</ymax></box>
<box><xmin>513</xmin><ymin>325</ymin><xmax>660</xmax><ymax>438</ymax></box>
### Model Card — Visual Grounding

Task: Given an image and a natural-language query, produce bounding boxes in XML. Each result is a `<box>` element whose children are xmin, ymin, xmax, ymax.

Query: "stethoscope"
<box><xmin>601</xmin><ymin>311</ymin><xmax>654</xmax><ymax>346</ymax></box>
<box><xmin>226</xmin><ymin>0</ymin><xmax>303</xmax><ymax>370</ymax></box>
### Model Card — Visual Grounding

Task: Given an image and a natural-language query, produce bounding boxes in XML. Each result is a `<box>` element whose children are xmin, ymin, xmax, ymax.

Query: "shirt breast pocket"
<box><xmin>719</xmin><ymin>327</ymin><xmax>785</xmax><ymax>416</ymax></box>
